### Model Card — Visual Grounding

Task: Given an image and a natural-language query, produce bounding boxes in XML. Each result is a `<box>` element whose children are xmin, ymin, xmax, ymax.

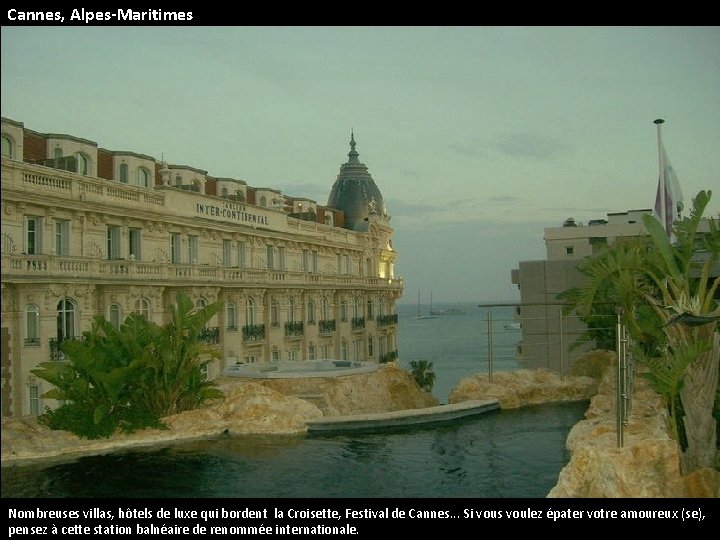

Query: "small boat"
<box><xmin>504</xmin><ymin>322</ymin><xmax>522</xmax><ymax>330</ymax></box>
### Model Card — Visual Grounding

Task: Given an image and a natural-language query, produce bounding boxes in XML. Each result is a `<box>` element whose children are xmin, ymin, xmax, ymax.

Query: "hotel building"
<box><xmin>0</xmin><ymin>118</ymin><xmax>403</xmax><ymax>418</ymax></box>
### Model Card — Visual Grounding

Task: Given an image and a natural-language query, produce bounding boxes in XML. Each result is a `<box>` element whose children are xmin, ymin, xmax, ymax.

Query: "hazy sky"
<box><xmin>2</xmin><ymin>26</ymin><xmax>719</xmax><ymax>304</ymax></box>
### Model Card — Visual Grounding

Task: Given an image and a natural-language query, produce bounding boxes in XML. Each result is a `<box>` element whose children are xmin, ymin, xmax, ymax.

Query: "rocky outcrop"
<box><xmin>548</xmin><ymin>357</ymin><xmax>720</xmax><ymax>498</ymax></box>
<box><xmin>448</xmin><ymin>368</ymin><xmax>597</xmax><ymax>408</ymax></box>
<box><xmin>1</xmin><ymin>363</ymin><xmax>436</xmax><ymax>466</ymax></box>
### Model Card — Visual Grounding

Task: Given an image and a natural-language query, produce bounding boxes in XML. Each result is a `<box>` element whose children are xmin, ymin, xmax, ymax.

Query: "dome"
<box><xmin>327</xmin><ymin>132</ymin><xmax>386</xmax><ymax>231</ymax></box>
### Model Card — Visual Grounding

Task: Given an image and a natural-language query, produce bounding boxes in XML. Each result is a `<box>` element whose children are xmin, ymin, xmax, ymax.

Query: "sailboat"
<box><xmin>414</xmin><ymin>290</ymin><xmax>437</xmax><ymax>320</ymax></box>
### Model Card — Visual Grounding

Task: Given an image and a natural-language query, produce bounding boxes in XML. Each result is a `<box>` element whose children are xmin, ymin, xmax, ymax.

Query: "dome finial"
<box><xmin>348</xmin><ymin>128</ymin><xmax>360</xmax><ymax>163</ymax></box>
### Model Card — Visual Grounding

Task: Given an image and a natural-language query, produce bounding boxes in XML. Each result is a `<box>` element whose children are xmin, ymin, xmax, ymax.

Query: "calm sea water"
<box><xmin>2</xmin><ymin>303</ymin><xmax>588</xmax><ymax>498</ymax></box>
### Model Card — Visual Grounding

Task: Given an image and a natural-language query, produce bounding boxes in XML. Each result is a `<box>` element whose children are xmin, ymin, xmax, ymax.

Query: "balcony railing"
<box><xmin>242</xmin><ymin>324</ymin><xmax>265</xmax><ymax>342</ymax></box>
<box><xmin>351</xmin><ymin>317</ymin><xmax>365</xmax><ymax>331</ymax></box>
<box><xmin>198</xmin><ymin>326</ymin><xmax>220</xmax><ymax>344</ymax></box>
<box><xmin>284</xmin><ymin>321</ymin><xmax>304</xmax><ymax>338</ymax></box>
<box><xmin>376</xmin><ymin>313</ymin><xmax>398</xmax><ymax>328</ymax></box>
<box><xmin>319</xmin><ymin>319</ymin><xmax>336</xmax><ymax>335</ymax></box>
<box><xmin>49</xmin><ymin>336</ymin><xmax>84</xmax><ymax>361</ymax></box>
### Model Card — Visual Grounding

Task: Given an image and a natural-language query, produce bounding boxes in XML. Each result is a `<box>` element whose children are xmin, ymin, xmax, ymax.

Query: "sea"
<box><xmin>1</xmin><ymin>302</ymin><xmax>589</xmax><ymax>499</ymax></box>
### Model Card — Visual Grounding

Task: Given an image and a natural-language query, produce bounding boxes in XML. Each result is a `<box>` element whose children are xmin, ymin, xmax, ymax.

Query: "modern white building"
<box><xmin>1</xmin><ymin>117</ymin><xmax>403</xmax><ymax>418</ymax></box>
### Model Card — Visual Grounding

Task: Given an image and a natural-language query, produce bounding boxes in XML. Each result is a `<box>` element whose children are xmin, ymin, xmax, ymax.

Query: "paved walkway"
<box><xmin>306</xmin><ymin>399</ymin><xmax>499</xmax><ymax>433</ymax></box>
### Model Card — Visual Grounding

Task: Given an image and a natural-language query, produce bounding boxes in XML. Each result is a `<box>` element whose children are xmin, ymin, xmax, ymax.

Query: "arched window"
<box><xmin>259</xmin><ymin>196</ymin><xmax>267</xmax><ymax>207</ymax></box>
<box><xmin>119</xmin><ymin>163</ymin><xmax>129</xmax><ymax>183</ymax></box>
<box><xmin>195</xmin><ymin>298</ymin><xmax>207</xmax><ymax>310</ymax></box>
<box><xmin>246</xmin><ymin>298</ymin><xmax>255</xmax><ymax>326</ymax></box>
<box><xmin>56</xmin><ymin>298</ymin><xmax>76</xmax><ymax>340</ymax></box>
<box><xmin>25</xmin><ymin>304</ymin><xmax>40</xmax><ymax>346</ymax></box>
<box><xmin>340</xmin><ymin>301</ymin><xmax>348</xmax><ymax>322</ymax></box>
<box><xmin>135</xmin><ymin>298</ymin><xmax>151</xmax><ymax>319</ymax></box>
<box><xmin>288</xmin><ymin>299</ymin><xmax>295</xmax><ymax>323</ymax></box>
<box><xmin>321</xmin><ymin>298</ymin><xmax>328</xmax><ymax>321</ymax></box>
<box><xmin>75</xmin><ymin>153</ymin><xmax>89</xmax><ymax>176</ymax></box>
<box><xmin>109</xmin><ymin>303</ymin><xmax>122</xmax><ymax>329</ymax></box>
<box><xmin>1</xmin><ymin>134</ymin><xmax>13</xmax><ymax>158</ymax></box>
<box><xmin>307</xmin><ymin>301</ymin><xmax>316</xmax><ymax>324</ymax></box>
<box><xmin>226</xmin><ymin>302</ymin><xmax>237</xmax><ymax>330</ymax></box>
<box><xmin>138</xmin><ymin>167</ymin><xmax>150</xmax><ymax>188</ymax></box>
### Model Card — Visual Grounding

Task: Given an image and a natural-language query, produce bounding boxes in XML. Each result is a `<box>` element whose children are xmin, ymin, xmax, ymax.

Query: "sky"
<box><xmin>2</xmin><ymin>25</ymin><xmax>719</xmax><ymax>304</ymax></box>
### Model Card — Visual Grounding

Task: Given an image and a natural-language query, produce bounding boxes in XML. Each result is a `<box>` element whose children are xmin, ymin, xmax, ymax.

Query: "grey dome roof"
<box><xmin>327</xmin><ymin>132</ymin><xmax>386</xmax><ymax>231</ymax></box>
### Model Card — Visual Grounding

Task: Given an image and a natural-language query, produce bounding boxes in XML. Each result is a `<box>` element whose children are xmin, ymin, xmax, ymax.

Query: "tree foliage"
<box><xmin>34</xmin><ymin>293</ymin><xmax>224</xmax><ymax>439</ymax></box>
<box><xmin>409</xmin><ymin>360</ymin><xmax>436</xmax><ymax>393</ymax></box>
<box><xmin>560</xmin><ymin>190</ymin><xmax>719</xmax><ymax>474</ymax></box>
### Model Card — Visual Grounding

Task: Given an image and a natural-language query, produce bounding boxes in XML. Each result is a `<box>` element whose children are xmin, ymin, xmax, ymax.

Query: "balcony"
<box><xmin>242</xmin><ymin>324</ymin><xmax>265</xmax><ymax>342</ymax></box>
<box><xmin>48</xmin><ymin>336</ymin><xmax>84</xmax><ymax>361</ymax></box>
<box><xmin>198</xmin><ymin>327</ymin><xmax>220</xmax><ymax>344</ymax></box>
<box><xmin>319</xmin><ymin>319</ymin><xmax>336</xmax><ymax>335</ymax></box>
<box><xmin>284</xmin><ymin>321</ymin><xmax>304</xmax><ymax>338</ymax></box>
<box><xmin>351</xmin><ymin>317</ymin><xmax>365</xmax><ymax>331</ymax></box>
<box><xmin>376</xmin><ymin>314</ymin><xmax>398</xmax><ymax>328</ymax></box>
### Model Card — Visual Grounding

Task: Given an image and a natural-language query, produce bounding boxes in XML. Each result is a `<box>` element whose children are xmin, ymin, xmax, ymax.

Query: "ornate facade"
<box><xmin>0</xmin><ymin>117</ymin><xmax>403</xmax><ymax>417</ymax></box>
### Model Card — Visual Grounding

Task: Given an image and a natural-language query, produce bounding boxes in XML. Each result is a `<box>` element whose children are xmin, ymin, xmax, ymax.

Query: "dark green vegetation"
<box><xmin>561</xmin><ymin>190</ymin><xmax>719</xmax><ymax>474</ymax></box>
<box><xmin>409</xmin><ymin>360</ymin><xmax>436</xmax><ymax>393</ymax></box>
<box><xmin>33</xmin><ymin>293</ymin><xmax>224</xmax><ymax>439</ymax></box>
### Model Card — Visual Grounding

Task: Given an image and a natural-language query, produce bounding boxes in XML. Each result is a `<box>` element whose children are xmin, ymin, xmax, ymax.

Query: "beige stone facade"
<box><xmin>1</xmin><ymin>117</ymin><xmax>403</xmax><ymax>418</ymax></box>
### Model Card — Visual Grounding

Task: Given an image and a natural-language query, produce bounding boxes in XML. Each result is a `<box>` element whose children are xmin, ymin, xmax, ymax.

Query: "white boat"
<box><xmin>414</xmin><ymin>290</ymin><xmax>437</xmax><ymax>320</ymax></box>
<box><xmin>504</xmin><ymin>322</ymin><xmax>522</xmax><ymax>330</ymax></box>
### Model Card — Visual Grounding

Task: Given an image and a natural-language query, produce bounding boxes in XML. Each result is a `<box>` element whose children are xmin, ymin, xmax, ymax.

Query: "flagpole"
<box><xmin>654</xmin><ymin>118</ymin><xmax>666</xmax><ymax>234</ymax></box>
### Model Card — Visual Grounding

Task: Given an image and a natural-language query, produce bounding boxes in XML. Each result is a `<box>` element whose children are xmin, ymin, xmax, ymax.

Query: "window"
<box><xmin>171</xmin><ymin>233</ymin><xmax>182</xmax><ymax>263</ymax></box>
<box><xmin>188</xmin><ymin>236</ymin><xmax>198</xmax><ymax>264</ymax></box>
<box><xmin>75</xmin><ymin>153</ymin><xmax>89</xmax><ymax>176</ymax></box>
<box><xmin>221</xmin><ymin>187</ymin><xmax>228</xmax><ymax>197</ymax></box>
<box><xmin>308</xmin><ymin>344</ymin><xmax>316</xmax><ymax>361</ymax></box>
<box><xmin>237</xmin><ymin>241</ymin><xmax>246</xmax><ymax>268</ymax></box>
<box><xmin>311</xmin><ymin>251</ymin><xmax>318</xmax><ymax>273</ymax></box>
<box><xmin>321</xmin><ymin>344</ymin><xmax>330</xmax><ymax>360</ymax></box>
<box><xmin>288</xmin><ymin>299</ymin><xmax>295</xmax><ymax>323</ymax></box>
<box><xmin>25</xmin><ymin>216</ymin><xmax>43</xmax><ymax>255</ymax></box>
<box><xmin>223</xmin><ymin>240</ymin><xmax>232</xmax><ymax>267</ymax></box>
<box><xmin>565</xmin><ymin>246</ymin><xmax>574</xmax><ymax>256</ymax></box>
<box><xmin>226</xmin><ymin>302</ymin><xmax>237</xmax><ymax>330</ymax></box>
<box><xmin>54</xmin><ymin>219</ymin><xmax>70</xmax><ymax>256</ymax></box>
<box><xmin>129</xmin><ymin>228</ymin><xmax>141</xmax><ymax>260</ymax></box>
<box><xmin>135</xmin><ymin>298</ymin><xmax>150</xmax><ymax>319</ymax></box>
<box><xmin>266</xmin><ymin>245</ymin><xmax>274</xmax><ymax>270</ymax></box>
<box><xmin>56</xmin><ymin>298</ymin><xmax>76</xmax><ymax>340</ymax></box>
<box><xmin>1</xmin><ymin>134</ymin><xmax>13</xmax><ymax>158</ymax></box>
<box><xmin>119</xmin><ymin>163</ymin><xmax>129</xmax><ymax>183</ymax></box>
<box><xmin>352</xmin><ymin>298</ymin><xmax>359</xmax><ymax>318</ymax></box>
<box><xmin>260</xmin><ymin>196</ymin><xmax>267</xmax><ymax>207</ymax></box>
<box><xmin>379</xmin><ymin>298</ymin><xmax>386</xmax><ymax>317</ymax></box>
<box><xmin>270</xmin><ymin>302</ymin><xmax>278</xmax><ymax>326</ymax></box>
<box><xmin>107</xmin><ymin>225</ymin><xmax>121</xmax><ymax>259</ymax></box>
<box><xmin>109</xmin><ymin>304</ymin><xmax>122</xmax><ymax>329</ymax></box>
<box><xmin>138</xmin><ymin>167</ymin><xmax>150</xmax><ymax>188</ymax></box>
<box><xmin>302</xmin><ymin>250</ymin><xmax>309</xmax><ymax>272</ymax></box>
<box><xmin>288</xmin><ymin>349</ymin><xmax>298</xmax><ymax>362</ymax></box>
<box><xmin>344</xmin><ymin>254</ymin><xmax>351</xmax><ymax>275</ymax></box>
<box><xmin>175</xmin><ymin>175</ymin><xmax>182</xmax><ymax>187</ymax></box>
<box><xmin>25</xmin><ymin>304</ymin><xmax>40</xmax><ymax>346</ymax></box>
<box><xmin>341</xmin><ymin>339</ymin><xmax>348</xmax><ymax>361</ymax></box>
<box><xmin>53</xmin><ymin>147</ymin><xmax>63</xmax><ymax>159</ymax></box>
<box><xmin>196</xmin><ymin>298</ymin><xmax>207</xmax><ymax>310</ymax></box>
<box><xmin>277</xmin><ymin>246</ymin><xmax>285</xmax><ymax>271</ymax></box>
<box><xmin>271</xmin><ymin>350</ymin><xmax>280</xmax><ymax>362</ymax></box>
<box><xmin>307</xmin><ymin>301</ymin><xmax>316</xmax><ymax>324</ymax></box>
<box><xmin>29</xmin><ymin>385</ymin><xmax>40</xmax><ymax>416</ymax></box>
<box><xmin>367</xmin><ymin>300</ymin><xmax>374</xmax><ymax>320</ymax></box>
<box><xmin>340</xmin><ymin>301</ymin><xmax>348</xmax><ymax>322</ymax></box>
<box><xmin>246</xmin><ymin>298</ymin><xmax>255</xmax><ymax>326</ymax></box>
<box><xmin>368</xmin><ymin>336</ymin><xmax>374</xmax><ymax>357</ymax></box>
<box><xmin>379</xmin><ymin>335</ymin><xmax>387</xmax><ymax>358</ymax></box>
<box><xmin>354</xmin><ymin>339</ymin><xmax>361</xmax><ymax>361</ymax></box>
<box><xmin>321</xmin><ymin>298</ymin><xmax>328</xmax><ymax>321</ymax></box>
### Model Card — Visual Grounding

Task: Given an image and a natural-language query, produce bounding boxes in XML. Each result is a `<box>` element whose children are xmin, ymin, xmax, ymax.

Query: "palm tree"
<box><xmin>564</xmin><ymin>190</ymin><xmax>718</xmax><ymax>474</ymax></box>
<box><xmin>409</xmin><ymin>360</ymin><xmax>436</xmax><ymax>393</ymax></box>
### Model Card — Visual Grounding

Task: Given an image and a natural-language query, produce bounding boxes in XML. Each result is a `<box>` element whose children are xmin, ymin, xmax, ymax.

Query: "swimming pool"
<box><xmin>223</xmin><ymin>359</ymin><xmax>380</xmax><ymax>379</ymax></box>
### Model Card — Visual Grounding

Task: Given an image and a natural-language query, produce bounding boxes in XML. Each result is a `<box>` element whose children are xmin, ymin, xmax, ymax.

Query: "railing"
<box><xmin>242</xmin><ymin>324</ymin><xmax>265</xmax><ymax>342</ymax></box>
<box><xmin>198</xmin><ymin>327</ymin><xmax>220</xmax><ymax>344</ymax></box>
<box><xmin>48</xmin><ymin>336</ymin><xmax>84</xmax><ymax>361</ymax></box>
<box><xmin>616</xmin><ymin>319</ymin><xmax>635</xmax><ymax>448</ymax></box>
<box><xmin>1</xmin><ymin>253</ymin><xmax>403</xmax><ymax>290</ymax></box>
<box><xmin>319</xmin><ymin>319</ymin><xmax>336</xmax><ymax>335</ymax></box>
<box><xmin>376</xmin><ymin>313</ymin><xmax>398</xmax><ymax>328</ymax></box>
<box><xmin>284</xmin><ymin>321</ymin><xmax>304</xmax><ymax>338</ymax></box>
<box><xmin>351</xmin><ymin>317</ymin><xmax>365</xmax><ymax>331</ymax></box>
